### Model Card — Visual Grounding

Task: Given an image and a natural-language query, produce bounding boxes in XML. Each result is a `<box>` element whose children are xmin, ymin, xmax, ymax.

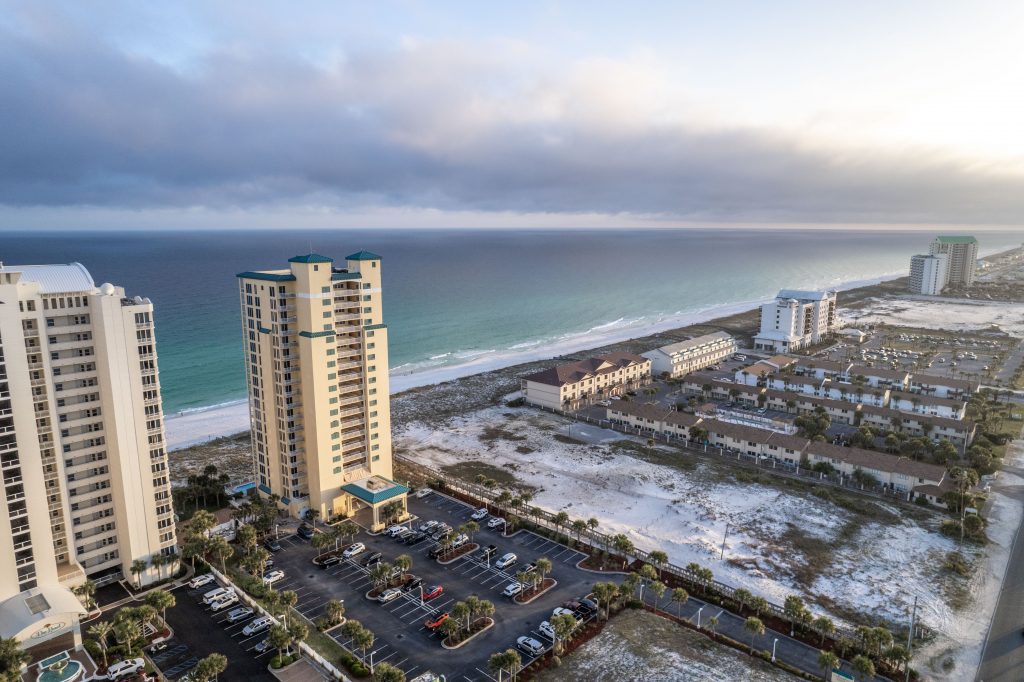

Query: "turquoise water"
<box><xmin>2</xmin><ymin>228</ymin><xmax>1020</xmax><ymax>413</ymax></box>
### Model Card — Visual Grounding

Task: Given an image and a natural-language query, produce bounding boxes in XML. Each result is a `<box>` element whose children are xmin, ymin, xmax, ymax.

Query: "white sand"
<box><xmin>844</xmin><ymin>297</ymin><xmax>1024</xmax><ymax>338</ymax></box>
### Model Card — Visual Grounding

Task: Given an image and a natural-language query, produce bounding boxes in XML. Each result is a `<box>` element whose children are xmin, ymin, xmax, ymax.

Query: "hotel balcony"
<box><xmin>57</xmin><ymin>560</ymin><xmax>87</xmax><ymax>586</ymax></box>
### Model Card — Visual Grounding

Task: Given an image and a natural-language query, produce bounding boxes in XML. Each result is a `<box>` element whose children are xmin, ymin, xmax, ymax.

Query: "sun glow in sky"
<box><xmin>1</xmin><ymin>0</ymin><xmax>1023</xmax><ymax>228</ymax></box>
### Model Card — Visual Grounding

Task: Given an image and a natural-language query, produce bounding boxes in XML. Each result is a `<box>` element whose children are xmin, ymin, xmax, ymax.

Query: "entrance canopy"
<box><xmin>0</xmin><ymin>585</ymin><xmax>86</xmax><ymax>643</ymax></box>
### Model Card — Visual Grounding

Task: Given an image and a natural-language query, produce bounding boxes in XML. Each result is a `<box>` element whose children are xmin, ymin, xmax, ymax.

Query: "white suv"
<box><xmin>495</xmin><ymin>553</ymin><xmax>517</xmax><ymax>569</ymax></box>
<box><xmin>243</xmin><ymin>615</ymin><xmax>274</xmax><ymax>636</ymax></box>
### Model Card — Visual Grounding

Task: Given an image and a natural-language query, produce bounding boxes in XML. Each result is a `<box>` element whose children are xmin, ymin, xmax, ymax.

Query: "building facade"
<box><xmin>237</xmin><ymin>253</ymin><xmax>407</xmax><ymax>530</ymax></box>
<box><xmin>522</xmin><ymin>352</ymin><xmax>651</xmax><ymax>411</ymax></box>
<box><xmin>0</xmin><ymin>263</ymin><xmax>176</xmax><ymax>654</ymax></box>
<box><xmin>929</xmin><ymin>236</ymin><xmax>978</xmax><ymax>287</ymax></box>
<box><xmin>753</xmin><ymin>289</ymin><xmax>838</xmax><ymax>352</ymax></box>
<box><xmin>641</xmin><ymin>331</ymin><xmax>736</xmax><ymax>378</ymax></box>
<box><xmin>908</xmin><ymin>254</ymin><xmax>948</xmax><ymax>295</ymax></box>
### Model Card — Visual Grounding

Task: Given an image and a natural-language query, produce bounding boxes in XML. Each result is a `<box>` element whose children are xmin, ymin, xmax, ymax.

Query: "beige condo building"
<box><xmin>237</xmin><ymin>252</ymin><xmax>407</xmax><ymax>530</ymax></box>
<box><xmin>0</xmin><ymin>263</ymin><xmax>177</xmax><ymax>655</ymax></box>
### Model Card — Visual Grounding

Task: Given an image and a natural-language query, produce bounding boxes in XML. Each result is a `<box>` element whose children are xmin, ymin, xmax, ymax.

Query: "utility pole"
<box><xmin>905</xmin><ymin>596</ymin><xmax>917</xmax><ymax>682</ymax></box>
<box><xmin>720</xmin><ymin>523</ymin><xmax>730</xmax><ymax>560</ymax></box>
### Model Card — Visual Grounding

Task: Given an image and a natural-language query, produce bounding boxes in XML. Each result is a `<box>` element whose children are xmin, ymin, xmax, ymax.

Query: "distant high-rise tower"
<box><xmin>908</xmin><ymin>254</ymin><xmax>948</xmax><ymax>295</ymax></box>
<box><xmin>0</xmin><ymin>263</ymin><xmax>177</xmax><ymax>653</ymax></box>
<box><xmin>929</xmin><ymin>236</ymin><xmax>978</xmax><ymax>287</ymax></box>
<box><xmin>237</xmin><ymin>252</ymin><xmax>407</xmax><ymax>530</ymax></box>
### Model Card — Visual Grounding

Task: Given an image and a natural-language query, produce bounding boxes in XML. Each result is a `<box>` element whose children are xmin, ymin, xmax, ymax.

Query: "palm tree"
<box><xmin>0</xmin><ymin>637</ymin><xmax>29</xmax><ymax>682</ymax></box>
<box><xmin>74</xmin><ymin>579</ymin><xmax>98</xmax><ymax>611</ymax></box>
<box><xmin>851</xmin><ymin>654</ymin><xmax>875</xmax><ymax>681</ymax></box>
<box><xmin>88</xmin><ymin>621</ymin><xmax>114</xmax><ymax>667</ymax></box>
<box><xmin>463</xmin><ymin>520</ymin><xmax>479</xmax><ymax>544</ymax></box>
<box><xmin>670</xmin><ymin>587</ymin><xmax>689</xmax><ymax>618</ymax></box>
<box><xmin>535</xmin><ymin>558</ymin><xmax>552</xmax><ymax>587</ymax></box>
<box><xmin>611</xmin><ymin>534</ymin><xmax>634</xmax><ymax>569</ymax></box>
<box><xmin>439</xmin><ymin>618</ymin><xmax>461</xmax><ymax>644</ymax></box>
<box><xmin>707</xmin><ymin>615</ymin><xmax>719</xmax><ymax>635</ymax></box>
<box><xmin>813</xmin><ymin>615</ymin><xmax>835</xmax><ymax>645</ymax></box>
<box><xmin>744</xmin><ymin>617</ymin><xmax>765</xmax><ymax>654</ymax></box>
<box><xmin>550</xmin><ymin>612</ymin><xmax>578</xmax><ymax>655</ymax></box>
<box><xmin>325</xmin><ymin>599</ymin><xmax>346</xmax><ymax>627</ymax></box>
<box><xmin>336</xmin><ymin>519</ymin><xmax>360</xmax><ymax>548</ymax></box>
<box><xmin>372</xmin><ymin>662</ymin><xmax>405</xmax><ymax>682</ymax></box>
<box><xmin>190</xmin><ymin>509</ymin><xmax>217</xmax><ymax>536</ymax></box>
<box><xmin>278</xmin><ymin>590</ymin><xmax>298</xmax><ymax>625</ymax></box>
<box><xmin>502</xmin><ymin>648</ymin><xmax>523</xmax><ymax>682</ymax></box>
<box><xmin>149</xmin><ymin>554</ymin><xmax>167</xmax><ymax>581</ymax></box>
<box><xmin>182</xmin><ymin>533</ymin><xmax>209</xmax><ymax>570</ymax></box>
<box><xmin>130</xmin><ymin>559</ymin><xmax>148</xmax><ymax>587</ymax></box>
<box><xmin>818</xmin><ymin>651</ymin><xmax>839</xmax><ymax>679</ymax></box>
<box><xmin>145</xmin><ymin>589</ymin><xmax>176</xmax><ymax>623</ymax></box>
<box><xmin>452</xmin><ymin>601</ymin><xmax>471</xmax><ymax>633</ymax></box>
<box><xmin>488</xmin><ymin>651</ymin><xmax>510</xmax><ymax>682</ymax></box>
<box><xmin>648</xmin><ymin>550</ymin><xmax>668</xmax><ymax>579</ymax></box>
<box><xmin>394</xmin><ymin>554</ymin><xmax>413</xmax><ymax>578</ymax></box>
<box><xmin>369</xmin><ymin>562</ymin><xmax>393</xmax><ymax>590</ymax></box>
<box><xmin>191</xmin><ymin>653</ymin><xmax>228</xmax><ymax>681</ymax></box>
<box><xmin>475</xmin><ymin>599</ymin><xmax>495</xmax><ymax>625</ymax></box>
<box><xmin>207</xmin><ymin>536</ymin><xmax>234</xmax><ymax>573</ymax></box>
<box><xmin>267</xmin><ymin>624</ymin><xmax>292</xmax><ymax>665</ymax></box>
<box><xmin>649</xmin><ymin>580</ymin><xmax>666</xmax><ymax>613</ymax></box>
<box><xmin>553</xmin><ymin>511</ymin><xmax>569</xmax><ymax>539</ymax></box>
<box><xmin>591</xmin><ymin>582</ymin><xmax>616</xmax><ymax>621</ymax></box>
<box><xmin>570</xmin><ymin>519</ymin><xmax>587</xmax><ymax>546</ymax></box>
<box><xmin>311</xmin><ymin>531</ymin><xmax>335</xmax><ymax>555</ymax></box>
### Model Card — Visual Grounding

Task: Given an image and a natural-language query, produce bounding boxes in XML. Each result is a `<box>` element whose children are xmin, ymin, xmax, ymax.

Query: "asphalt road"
<box><xmin>977</xmin><ymin>452</ymin><xmax>1024</xmax><ymax>682</ymax></box>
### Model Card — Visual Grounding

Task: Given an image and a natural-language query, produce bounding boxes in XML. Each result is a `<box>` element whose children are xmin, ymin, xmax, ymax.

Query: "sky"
<box><xmin>1</xmin><ymin>0</ymin><xmax>1023</xmax><ymax>230</ymax></box>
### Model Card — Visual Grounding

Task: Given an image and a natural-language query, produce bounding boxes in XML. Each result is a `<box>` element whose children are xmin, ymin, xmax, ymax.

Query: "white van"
<box><xmin>202</xmin><ymin>586</ymin><xmax>234</xmax><ymax>604</ymax></box>
<box><xmin>106</xmin><ymin>658</ymin><xmax>144</xmax><ymax>679</ymax></box>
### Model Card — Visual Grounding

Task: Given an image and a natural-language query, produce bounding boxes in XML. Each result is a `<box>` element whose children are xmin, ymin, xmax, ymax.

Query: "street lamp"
<box><xmin>772</xmin><ymin>638</ymin><xmax>779</xmax><ymax>663</ymax></box>
<box><xmin>696</xmin><ymin>606</ymin><xmax>703</xmax><ymax>629</ymax></box>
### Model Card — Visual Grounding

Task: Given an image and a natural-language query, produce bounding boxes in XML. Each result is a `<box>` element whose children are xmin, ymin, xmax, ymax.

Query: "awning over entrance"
<box><xmin>0</xmin><ymin>585</ymin><xmax>86</xmax><ymax>644</ymax></box>
<box><xmin>340</xmin><ymin>476</ymin><xmax>409</xmax><ymax>504</ymax></box>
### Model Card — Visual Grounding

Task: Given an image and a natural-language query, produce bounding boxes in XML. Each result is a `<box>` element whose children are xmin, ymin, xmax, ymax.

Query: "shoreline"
<box><xmin>164</xmin><ymin>270</ymin><xmax>906</xmax><ymax>450</ymax></box>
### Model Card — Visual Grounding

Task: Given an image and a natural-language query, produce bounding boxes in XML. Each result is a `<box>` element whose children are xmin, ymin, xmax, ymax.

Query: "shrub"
<box><xmin>270</xmin><ymin>655</ymin><xmax>284</xmax><ymax>669</ymax></box>
<box><xmin>914</xmin><ymin>495</ymin><xmax>930</xmax><ymax>506</ymax></box>
<box><xmin>84</xmin><ymin>639</ymin><xmax>102</xmax><ymax>660</ymax></box>
<box><xmin>506</xmin><ymin>397</ymin><xmax>526</xmax><ymax>408</ymax></box>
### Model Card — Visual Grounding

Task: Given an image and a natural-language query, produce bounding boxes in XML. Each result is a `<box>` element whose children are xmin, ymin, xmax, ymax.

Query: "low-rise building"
<box><xmin>907</xmin><ymin>374</ymin><xmax>978</xmax><ymax>400</ymax></box>
<box><xmin>642</xmin><ymin>332</ymin><xmax>736</xmax><ymax>378</ymax></box>
<box><xmin>888</xmin><ymin>390</ymin><xmax>967</xmax><ymax>419</ymax></box>
<box><xmin>523</xmin><ymin>352</ymin><xmax>651</xmax><ymax>410</ymax></box>
<box><xmin>820</xmin><ymin>383</ymin><xmax>890</xmax><ymax>407</ymax></box>
<box><xmin>605</xmin><ymin>402</ymin><xmax>702</xmax><ymax>441</ymax></box>
<box><xmin>734</xmin><ymin>361</ymin><xmax>781</xmax><ymax>386</ymax></box>
<box><xmin>703</xmin><ymin>419</ymin><xmax>775</xmax><ymax>455</ymax></box>
<box><xmin>804</xmin><ymin>442</ymin><xmax>948</xmax><ymax>494</ymax></box>
<box><xmin>845</xmin><ymin>365</ymin><xmax>910</xmax><ymax>391</ymax></box>
<box><xmin>765</xmin><ymin>375</ymin><xmax>826</xmax><ymax>395</ymax></box>
<box><xmin>791</xmin><ymin>357</ymin><xmax>852</xmax><ymax>381</ymax></box>
<box><xmin>859</xmin><ymin>405</ymin><xmax>976</xmax><ymax>451</ymax></box>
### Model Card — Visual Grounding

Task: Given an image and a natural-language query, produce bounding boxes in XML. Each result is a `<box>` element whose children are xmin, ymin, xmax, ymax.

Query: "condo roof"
<box><xmin>935</xmin><ymin>236</ymin><xmax>977</xmax><ymax>244</ymax></box>
<box><xmin>777</xmin><ymin>289</ymin><xmax>834</xmax><ymax>301</ymax></box>
<box><xmin>847</xmin><ymin>364</ymin><xmax>909</xmax><ymax>381</ymax></box>
<box><xmin>806</xmin><ymin>441</ymin><xmax>946</xmax><ymax>481</ymax></box>
<box><xmin>889</xmin><ymin>390</ymin><xmax>967</xmax><ymax>409</ymax></box>
<box><xmin>650</xmin><ymin>331</ymin><xmax>733</xmax><ymax>356</ymax></box>
<box><xmin>738</xmin><ymin>362</ymin><xmax>777</xmax><ymax>378</ymax></box>
<box><xmin>1</xmin><ymin>262</ymin><xmax>96</xmax><ymax>294</ymax></box>
<box><xmin>346</xmin><ymin>250</ymin><xmax>382</xmax><ymax>261</ymax></box>
<box><xmin>236</xmin><ymin>270</ymin><xmax>296</xmax><ymax>282</ymax></box>
<box><xmin>289</xmin><ymin>253</ymin><xmax>334</xmax><ymax>264</ymax></box>
<box><xmin>524</xmin><ymin>352</ymin><xmax>649</xmax><ymax>387</ymax></box>
<box><xmin>909</xmin><ymin>373</ymin><xmax>977</xmax><ymax>392</ymax></box>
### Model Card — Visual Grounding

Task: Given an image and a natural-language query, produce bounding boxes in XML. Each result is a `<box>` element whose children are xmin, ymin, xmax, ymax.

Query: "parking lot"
<box><xmin>156</xmin><ymin>581</ymin><xmax>277</xmax><ymax>682</ymax></box>
<box><xmin>266</xmin><ymin>491</ymin><xmax>601</xmax><ymax>681</ymax></box>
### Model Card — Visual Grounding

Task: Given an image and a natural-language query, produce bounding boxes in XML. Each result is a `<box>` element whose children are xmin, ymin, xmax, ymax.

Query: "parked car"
<box><xmin>188</xmin><ymin>574</ymin><xmax>216</xmax><ymax>589</ymax></box>
<box><xmin>552</xmin><ymin>606</ymin><xmax>575</xmax><ymax>618</ymax></box>
<box><xmin>225</xmin><ymin>606</ymin><xmax>254</xmax><ymax>623</ymax></box>
<box><xmin>480</xmin><ymin>544</ymin><xmax>498</xmax><ymax>560</ymax></box>
<box><xmin>262</xmin><ymin>569</ymin><xmax>285</xmax><ymax>585</ymax></box>
<box><xmin>424</xmin><ymin>612</ymin><xmax>449</xmax><ymax>630</ymax></box>
<box><xmin>502</xmin><ymin>582</ymin><xmax>524</xmax><ymax>597</ymax></box>
<box><xmin>210</xmin><ymin>593</ymin><xmax>238</xmax><ymax>611</ymax></box>
<box><xmin>450</xmin><ymin>533</ymin><xmax>469</xmax><ymax>548</ymax></box>
<box><xmin>202</xmin><ymin>587</ymin><xmax>234</xmax><ymax>605</ymax></box>
<box><xmin>428</xmin><ymin>546</ymin><xmax>447</xmax><ymax>560</ymax></box>
<box><xmin>403</xmin><ymin>576</ymin><xmax>424</xmax><ymax>592</ymax></box>
<box><xmin>393</xmin><ymin>528</ymin><xmax>412</xmax><ymax>540</ymax></box>
<box><xmin>495</xmin><ymin>553</ymin><xmax>518</xmax><ymax>569</ymax></box>
<box><xmin>254</xmin><ymin>639</ymin><xmax>272</xmax><ymax>654</ymax></box>
<box><xmin>107</xmin><ymin>659</ymin><xmax>145</xmax><ymax>680</ymax></box>
<box><xmin>378</xmin><ymin>588</ymin><xmax>403</xmax><ymax>603</ymax></box>
<box><xmin>404</xmin><ymin>531</ymin><xmax>427</xmax><ymax>546</ymax></box>
<box><xmin>538</xmin><ymin>620</ymin><xmax>555</xmax><ymax>640</ymax></box>
<box><xmin>264</xmin><ymin>538</ymin><xmax>282</xmax><ymax>552</ymax></box>
<box><xmin>319</xmin><ymin>554</ymin><xmax>343</xmax><ymax>568</ymax></box>
<box><xmin>147</xmin><ymin>641</ymin><xmax>170</xmax><ymax>655</ymax></box>
<box><xmin>487</xmin><ymin>517</ymin><xmax>506</xmax><ymax>530</ymax></box>
<box><xmin>362</xmin><ymin>551</ymin><xmax>383</xmax><ymax>566</ymax></box>
<box><xmin>243</xmin><ymin>616</ymin><xmax>274</xmax><ymax>636</ymax></box>
<box><xmin>429</xmin><ymin>526</ymin><xmax>452</xmax><ymax>541</ymax></box>
<box><xmin>471</xmin><ymin>507</ymin><xmax>489</xmax><ymax>521</ymax></box>
<box><xmin>417</xmin><ymin>520</ymin><xmax>439</xmax><ymax>533</ymax></box>
<box><xmin>384</xmin><ymin>524</ymin><xmax>405</xmax><ymax>537</ymax></box>
<box><xmin>516</xmin><ymin>636</ymin><xmax>545</xmax><ymax>657</ymax></box>
<box><xmin>296</xmin><ymin>524</ymin><xmax>314</xmax><ymax>540</ymax></box>
<box><xmin>578</xmin><ymin>597</ymin><xmax>599</xmax><ymax>615</ymax></box>
<box><xmin>421</xmin><ymin>585</ymin><xmax>443</xmax><ymax>601</ymax></box>
<box><xmin>343</xmin><ymin>542</ymin><xmax>366</xmax><ymax>558</ymax></box>
<box><xmin>522</xmin><ymin>562</ymin><xmax>538</xmax><ymax>575</ymax></box>
<box><xmin>414</xmin><ymin>488</ymin><xmax>433</xmax><ymax>498</ymax></box>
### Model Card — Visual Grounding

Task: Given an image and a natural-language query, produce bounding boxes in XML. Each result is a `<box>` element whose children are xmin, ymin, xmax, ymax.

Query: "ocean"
<box><xmin>2</xmin><ymin>228</ymin><xmax>1020</xmax><ymax>415</ymax></box>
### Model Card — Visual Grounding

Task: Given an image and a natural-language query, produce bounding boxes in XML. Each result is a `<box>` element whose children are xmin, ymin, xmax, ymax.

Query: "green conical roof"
<box><xmin>345</xmin><ymin>250</ymin><xmax>382</xmax><ymax>261</ymax></box>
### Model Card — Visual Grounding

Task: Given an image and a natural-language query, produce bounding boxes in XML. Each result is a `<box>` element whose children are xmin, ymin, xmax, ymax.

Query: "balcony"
<box><xmin>280</xmin><ymin>316</ymin><xmax>297</xmax><ymax>324</ymax></box>
<box><xmin>335</xmin><ymin>360</ymin><xmax>363</xmax><ymax>371</ymax></box>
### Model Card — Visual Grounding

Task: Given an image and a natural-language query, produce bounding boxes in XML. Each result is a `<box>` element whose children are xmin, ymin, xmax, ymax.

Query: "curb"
<box><xmin>574</xmin><ymin>558</ymin><xmax>628</xmax><ymax>575</ymax></box>
<box><xmin>441</xmin><ymin>618</ymin><xmax>495</xmax><ymax>650</ymax></box>
<box><xmin>436</xmin><ymin>543</ymin><xmax>479</xmax><ymax>565</ymax></box>
<box><xmin>513</xmin><ymin>579</ymin><xmax>558</xmax><ymax>605</ymax></box>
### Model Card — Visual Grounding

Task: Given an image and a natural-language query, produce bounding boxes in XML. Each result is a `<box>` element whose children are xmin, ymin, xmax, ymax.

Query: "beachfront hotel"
<box><xmin>753</xmin><ymin>289</ymin><xmax>838</xmax><ymax>353</ymax></box>
<box><xmin>237</xmin><ymin>252</ymin><xmax>407</xmax><ymax>530</ymax></box>
<box><xmin>908</xmin><ymin>253</ymin><xmax>948</xmax><ymax>295</ymax></box>
<box><xmin>0</xmin><ymin>263</ymin><xmax>177</xmax><ymax>654</ymax></box>
<box><xmin>522</xmin><ymin>352</ymin><xmax>651</xmax><ymax>411</ymax></box>
<box><xmin>641</xmin><ymin>331</ymin><xmax>737</xmax><ymax>378</ymax></box>
<box><xmin>929</xmin><ymin>235</ymin><xmax>978</xmax><ymax>287</ymax></box>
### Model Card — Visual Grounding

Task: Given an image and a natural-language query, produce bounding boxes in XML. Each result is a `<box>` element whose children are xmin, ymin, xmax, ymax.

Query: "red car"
<box><xmin>422</xmin><ymin>584</ymin><xmax>444</xmax><ymax>601</ymax></box>
<box><xmin>424</xmin><ymin>612</ymin><xmax>449</xmax><ymax>630</ymax></box>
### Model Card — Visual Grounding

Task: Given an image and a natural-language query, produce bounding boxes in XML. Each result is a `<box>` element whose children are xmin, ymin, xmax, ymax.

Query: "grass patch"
<box><xmin>479</xmin><ymin>424</ymin><xmax>528</xmax><ymax>443</ymax></box>
<box><xmin>607</xmin><ymin>440</ymin><xmax>697</xmax><ymax>472</ymax></box>
<box><xmin>553</xmin><ymin>434</ymin><xmax>585</xmax><ymax>445</ymax></box>
<box><xmin>439</xmin><ymin>460</ymin><xmax>535</xmax><ymax>491</ymax></box>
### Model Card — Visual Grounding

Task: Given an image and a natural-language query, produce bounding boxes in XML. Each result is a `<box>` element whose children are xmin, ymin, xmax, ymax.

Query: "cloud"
<box><xmin>1</xmin><ymin>9</ymin><xmax>1023</xmax><ymax>226</ymax></box>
